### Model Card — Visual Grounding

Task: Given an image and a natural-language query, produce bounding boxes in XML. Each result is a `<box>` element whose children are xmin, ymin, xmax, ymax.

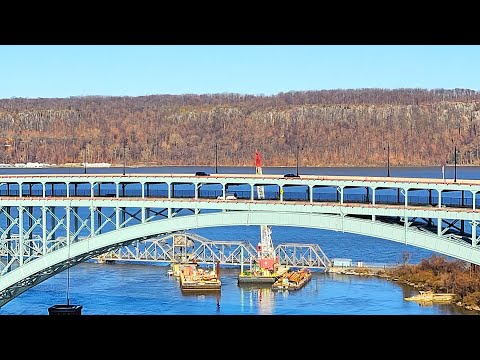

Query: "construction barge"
<box><xmin>179</xmin><ymin>262</ymin><xmax>221</xmax><ymax>292</ymax></box>
<box><xmin>238</xmin><ymin>265</ymin><xmax>290</xmax><ymax>284</ymax></box>
<box><xmin>272</xmin><ymin>268</ymin><xmax>312</xmax><ymax>291</ymax></box>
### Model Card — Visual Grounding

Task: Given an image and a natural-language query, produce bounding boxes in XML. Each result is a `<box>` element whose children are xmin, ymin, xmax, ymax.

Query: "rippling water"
<box><xmin>1</xmin><ymin>260</ymin><xmax>475</xmax><ymax>315</ymax></box>
<box><xmin>1</xmin><ymin>226</ymin><xmax>476</xmax><ymax>315</ymax></box>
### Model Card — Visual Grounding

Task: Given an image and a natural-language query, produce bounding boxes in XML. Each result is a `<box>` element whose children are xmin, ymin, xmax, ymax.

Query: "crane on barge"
<box><xmin>238</xmin><ymin>151</ymin><xmax>288</xmax><ymax>284</ymax></box>
<box><xmin>254</xmin><ymin>150</ymin><xmax>277</xmax><ymax>272</ymax></box>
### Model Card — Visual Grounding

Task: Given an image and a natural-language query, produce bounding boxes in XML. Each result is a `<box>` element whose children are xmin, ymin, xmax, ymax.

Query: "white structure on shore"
<box><xmin>0</xmin><ymin>162</ymin><xmax>55</xmax><ymax>168</ymax></box>
<box><xmin>81</xmin><ymin>163</ymin><xmax>111</xmax><ymax>168</ymax></box>
<box><xmin>0</xmin><ymin>162</ymin><xmax>111</xmax><ymax>168</ymax></box>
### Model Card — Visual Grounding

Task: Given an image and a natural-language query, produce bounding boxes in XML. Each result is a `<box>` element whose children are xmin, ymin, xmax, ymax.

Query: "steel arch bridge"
<box><xmin>1</xmin><ymin>172</ymin><xmax>480</xmax><ymax>307</ymax></box>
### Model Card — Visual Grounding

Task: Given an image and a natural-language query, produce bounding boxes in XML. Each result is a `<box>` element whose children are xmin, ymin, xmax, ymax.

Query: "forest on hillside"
<box><xmin>0</xmin><ymin>88</ymin><xmax>479</xmax><ymax>167</ymax></box>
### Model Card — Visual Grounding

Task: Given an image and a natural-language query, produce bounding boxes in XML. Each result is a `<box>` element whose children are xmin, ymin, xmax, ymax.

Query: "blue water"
<box><xmin>0</xmin><ymin>166</ymin><xmax>479</xmax><ymax>315</ymax></box>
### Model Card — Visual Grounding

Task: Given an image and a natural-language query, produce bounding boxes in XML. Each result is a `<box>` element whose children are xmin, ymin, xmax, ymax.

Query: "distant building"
<box><xmin>332</xmin><ymin>258</ymin><xmax>352</xmax><ymax>267</ymax></box>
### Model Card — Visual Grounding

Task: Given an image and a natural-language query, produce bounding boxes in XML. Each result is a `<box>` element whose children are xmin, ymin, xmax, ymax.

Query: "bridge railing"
<box><xmin>0</xmin><ymin>188</ymin><xmax>473</xmax><ymax>209</ymax></box>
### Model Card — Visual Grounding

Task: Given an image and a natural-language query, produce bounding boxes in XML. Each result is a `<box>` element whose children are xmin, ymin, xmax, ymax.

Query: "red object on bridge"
<box><xmin>255</xmin><ymin>151</ymin><xmax>262</xmax><ymax>168</ymax></box>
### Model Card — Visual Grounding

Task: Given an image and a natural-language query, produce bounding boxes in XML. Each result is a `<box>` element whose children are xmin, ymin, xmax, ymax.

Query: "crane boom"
<box><xmin>255</xmin><ymin>151</ymin><xmax>276</xmax><ymax>271</ymax></box>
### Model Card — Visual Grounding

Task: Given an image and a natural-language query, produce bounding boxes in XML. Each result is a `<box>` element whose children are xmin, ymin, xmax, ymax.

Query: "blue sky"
<box><xmin>1</xmin><ymin>45</ymin><xmax>479</xmax><ymax>99</ymax></box>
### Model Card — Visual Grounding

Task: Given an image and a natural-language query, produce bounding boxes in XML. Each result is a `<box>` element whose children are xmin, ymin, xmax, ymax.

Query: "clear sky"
<box><xmin>1</xmin><ymin>45</ymin><xmax>479</xmax><ymax>99</ymax></box>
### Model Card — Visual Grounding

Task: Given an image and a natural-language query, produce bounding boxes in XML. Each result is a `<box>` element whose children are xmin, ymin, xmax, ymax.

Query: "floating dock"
<box><xmin>179</xmin><ymin>263</ymin><xmax>221</xmax><ymax>292</ymax></box>
<box><xmin>272</xmin><ymin>268</ymin><xmax>312</xmax><ymax>291</ymax></box>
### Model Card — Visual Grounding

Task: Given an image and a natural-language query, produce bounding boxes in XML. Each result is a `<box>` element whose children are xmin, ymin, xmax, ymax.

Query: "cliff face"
<box><xmin>0</xmin><ymin>89</ymin><xmax>479</xmax><ymax>167</ymax></box>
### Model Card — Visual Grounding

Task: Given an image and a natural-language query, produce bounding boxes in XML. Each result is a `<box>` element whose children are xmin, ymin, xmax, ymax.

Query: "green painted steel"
<box><xmin>1</xmin><ymin>173</ymin><xmax>480</xmax><ymax>193</ymax></box>
<box><xmin>0</xmin><ymin>197</ymin><xmax>476</xmax><ymax>221</ymax></box>
<box><xmin>1</xmin><ymin>209</ymin><xmax>480</xmax><ymax>307</ymax></box>
<box><xmin>1</xmin><ymin>172</ymin><xmax>480</xmax><ymax>307</ymax></box>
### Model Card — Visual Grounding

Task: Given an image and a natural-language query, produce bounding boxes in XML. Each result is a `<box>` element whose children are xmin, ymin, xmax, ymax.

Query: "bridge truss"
<box><xmin>96</xmin><ymin>232</ymin><xmax>331</xmax><ymax>269</ymax></box>
<box><xmin>1</xmin><ymin>170</ymin><xmax>480</xmax><ymax>307</ymax></box>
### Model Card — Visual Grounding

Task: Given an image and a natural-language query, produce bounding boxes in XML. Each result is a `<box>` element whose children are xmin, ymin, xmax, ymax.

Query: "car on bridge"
<box><xmin>195</xmin><ymin>171</ymin><xmax>210</xmax><ymax>176</ymax></box>
<box><xmin>217</xmin><ymin>193</ymin><xmax>237</xmax><ymax>200</ymax></box>
<box><xmin>284</xmin><ymin>173</ymin><xmax>300</xmax><ymax>178</ymax></box>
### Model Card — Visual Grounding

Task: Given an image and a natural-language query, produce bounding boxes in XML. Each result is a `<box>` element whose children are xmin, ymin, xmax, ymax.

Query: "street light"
<box><xmin>296</xmin><ymin>145</ymin><xmax>303</xmax><ymax>176</ymax></box>
<box><xmin>215</xmin><ymin>143</ymin><xmax>218</xmax><ymax>174</ymax></box>
<box><xmin>123</xmin><ymin>141</ymin><xmax>128</xmax><ymax>176</ymax></box>
<box><xmin>454</xmin><ymin>145</ymin><xmax>457</xmax><ymax>183</ymax></box>
<box><xmin>384</xmin><ymin>143</ymin><xmax>390</xmax><ymax>177</ymax></box>
<box><xmin>83</xmin><ymin>145</ymin><xmax>87</xmax><ymax>174</ymax></box>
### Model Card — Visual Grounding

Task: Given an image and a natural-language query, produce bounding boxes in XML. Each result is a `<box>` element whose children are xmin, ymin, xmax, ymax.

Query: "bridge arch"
<box><xmin>2</xmin><ymin>210</ymin><xmax>480</xmax><ymax>307</ymax></box>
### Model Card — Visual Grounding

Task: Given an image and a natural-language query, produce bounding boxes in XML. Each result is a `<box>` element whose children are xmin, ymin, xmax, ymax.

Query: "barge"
<box><xmin>272</xmin><ymin>268</ymin><xmax>312</xmax><ymax>291</ymax></box>
<box><xmin>238</xmin><ymin>265</ymin><xmax>290</xmax><ymax>284</ymax></box>
<box><xmin>179</xmin><ymin>262</ymin><xmax>221</xmax><ymax>292</ymax></box>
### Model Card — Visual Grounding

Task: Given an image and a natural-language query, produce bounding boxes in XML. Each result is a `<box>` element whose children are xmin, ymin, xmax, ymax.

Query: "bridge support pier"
<box><xmin>66</xmin><ymin>206</ymin><xmax>71</xmax><ymax>246</ymax></box>
<box><xmin>42</xmin><ymin>206</ymin><xmax>47</xmax><ymax>254</ymax></box>
<box><xmin>438</xmin><ymin>217</ymin><xmax>442</xmax><ymax>236</ymax></box>
<box><xmin>18</xmin><ymin>206</ymin><xmax>23</xmax><ymax>265</ymax></box>
<box><xmin>5</xmin><ymin>206</ymin><xmax>11</xmax><ymax>271</ymax></box>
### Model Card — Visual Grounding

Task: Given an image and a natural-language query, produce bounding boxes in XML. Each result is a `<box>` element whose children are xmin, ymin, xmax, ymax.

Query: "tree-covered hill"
<box><xmin>0</xmin><ymin>88</ymin><xmax>479</xmax><ymax>167</ymax></box>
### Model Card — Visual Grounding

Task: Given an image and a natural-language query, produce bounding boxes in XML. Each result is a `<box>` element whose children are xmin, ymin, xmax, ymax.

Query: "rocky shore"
<box><xmin>328</xmin><ymin>265</ymin><xmax>480</xmax><ymax>313</ymax></box>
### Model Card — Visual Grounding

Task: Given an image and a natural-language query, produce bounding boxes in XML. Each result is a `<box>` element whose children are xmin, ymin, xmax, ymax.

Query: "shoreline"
<box><xmin>0</xmin><ymin>163</ymin><xmax>476</xmax><ymax>169</ymax></box>
<box><xmin>328</xmin><ymin>266</ymin><xmax>480</xmax><ymax>313</ymax></box>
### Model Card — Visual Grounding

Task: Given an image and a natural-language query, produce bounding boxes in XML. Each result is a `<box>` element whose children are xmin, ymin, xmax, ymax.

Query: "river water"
<box><xmin>0</xmin><ymin>165</ymin><xmax>478</xmax><ymax>315</ymax></box>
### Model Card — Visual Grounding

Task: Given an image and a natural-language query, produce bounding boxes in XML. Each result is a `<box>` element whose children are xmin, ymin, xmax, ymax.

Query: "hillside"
<box><xmin>0</xmin><ymin>88</ymin><xmax>479</xmax><ymax>167</ymax></box>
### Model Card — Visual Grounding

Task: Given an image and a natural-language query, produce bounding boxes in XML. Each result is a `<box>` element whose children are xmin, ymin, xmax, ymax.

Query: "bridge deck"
<box><xmin>1</xmin><ymin>172</ymin><xmax>480</xmax><ymax>308</ymax></box>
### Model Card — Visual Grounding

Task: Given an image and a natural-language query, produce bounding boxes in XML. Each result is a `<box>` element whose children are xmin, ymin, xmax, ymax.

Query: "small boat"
<box><xmin>166</xmin><ymin>269</ymin><xmax>174</xmax><ymax>276</ymax></box>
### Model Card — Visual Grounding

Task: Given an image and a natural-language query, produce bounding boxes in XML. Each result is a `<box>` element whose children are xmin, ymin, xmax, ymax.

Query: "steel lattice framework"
<box><xmin>0</xmin><ymin>172</ymin><xmax>480</xmax><ymax>307</ymax></box>
<box><xmin>96</xmin><ymin>232</ymin><xmax>331</xmax><ymax>268</ymax></box>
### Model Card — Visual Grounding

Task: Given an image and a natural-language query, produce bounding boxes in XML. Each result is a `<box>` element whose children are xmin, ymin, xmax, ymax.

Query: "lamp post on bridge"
<box><xmin>123</xmin><ymin>140</ymin><xmax>128</xmax><ymax>176</ymax></box>
<box><xmin>454</xmin><ymin>145</ymin><xmax>457</xmax><ymax>183</ymax></box>
<box><xmin>296</xmin><ymin>145</ymin><xmax>303</xmax><ymax>176</ymax></box>
<box><xmin>451</xmin><ymin>139</ymin><xmax>457</xmax><ymax>183</ymax></box>
<box><xmin>384</xmin><ymin>143</ymin><xmax>390</xmax><ymax>177</ymax></box>
<box><xmin>83</xmin><ymin>144</ymin><xmax>87</xmax><ymax>174</ymax></box>
<box><xmin>215</xmin><ymin>142</ymin><xmax>218</xmax><ymax>174</ymax></box>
